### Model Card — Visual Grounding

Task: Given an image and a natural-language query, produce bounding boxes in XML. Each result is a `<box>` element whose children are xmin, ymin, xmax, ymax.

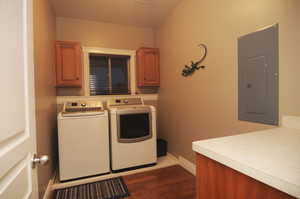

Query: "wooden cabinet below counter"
<box><xmin>196</xmin><ymin>153</ymin><xmax>296</xmax><ymax>199</ymax></box>
<box><xmin>136</xmin><ymin>47</ymin><xmax>160</xmax><ymax>87</ymax></box>
<box><xmin>55</xmin><ymin>41</ymin><xmax>82</xmax><ymax>87</ymax></box>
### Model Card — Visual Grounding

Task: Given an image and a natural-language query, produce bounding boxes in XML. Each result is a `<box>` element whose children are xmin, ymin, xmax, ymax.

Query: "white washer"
<box><xmin>58</xmin><ymin>101</ymin><xmax>110</xmax><ymax>181</ymax></box>
<box><xmin>107</xmin><ymin>98</ymin><xmax>157</xmax><ymax>172</ymax></box>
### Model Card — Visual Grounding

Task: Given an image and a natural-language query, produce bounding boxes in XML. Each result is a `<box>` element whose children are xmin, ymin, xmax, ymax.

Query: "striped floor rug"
<box><xmin>56</xmin><ymin>177</ymin><xmax>130</xmax><ymax>199</ymax></box>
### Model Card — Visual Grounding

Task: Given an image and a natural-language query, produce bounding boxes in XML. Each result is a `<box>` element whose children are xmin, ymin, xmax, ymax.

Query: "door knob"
<box><xmin>32</xmin><ymin>154</ymin><xmax>49</xmax><ymax>168</ymax></box>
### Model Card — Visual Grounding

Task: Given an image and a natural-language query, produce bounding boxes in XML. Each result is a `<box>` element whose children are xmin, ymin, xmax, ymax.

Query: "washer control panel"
<box><xmin>63</xmin><ymin>100</ymin><xmax>103</xmax><ymax>113</ymax></box>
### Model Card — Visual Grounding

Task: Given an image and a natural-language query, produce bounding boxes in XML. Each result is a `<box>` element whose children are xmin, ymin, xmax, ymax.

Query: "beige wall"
<box><xmin>279</xmin><ymin>1</ymin><xmax>300</xmax><ymax>116</ymax></box>
<box><xmin>155</xmin><ymin>0</ymin><xmax>300</xmax><ymax>163</ymax></box>
<box><xmin>33</xmin><ymin>0</ymin><xmax>57</xmax><ymax>198</ymax></box>
<box><xmin>56</xmin><ymin>17</ymin><xmax>156</xmax><ymax>96</ymax></box>
<box><xmin>56</xmin><ymin>17</ymin><xmax>155</xmax><ymax>50</ymax></box>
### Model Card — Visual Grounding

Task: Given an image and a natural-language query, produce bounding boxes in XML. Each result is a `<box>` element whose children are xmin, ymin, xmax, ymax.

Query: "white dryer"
<box><xmin>107</xmin><ymin>98</ymin><xmax>157</xmax><ymax>172</ymax></box>
<box><xmin>58</xmin><ymin>101</ymin><xmax>110</xmax><ymax>181</ymax></box>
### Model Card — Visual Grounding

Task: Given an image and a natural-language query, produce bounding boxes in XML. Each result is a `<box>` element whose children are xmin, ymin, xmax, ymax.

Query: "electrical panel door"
<box><xmin>238</xmin><ymin>24</ymin><xmax>279</xmax><ymax>125</ymax></box>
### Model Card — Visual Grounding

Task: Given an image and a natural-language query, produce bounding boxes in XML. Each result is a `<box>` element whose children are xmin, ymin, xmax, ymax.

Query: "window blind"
<box><xmin>89</xmin><ymin>54</ymin><xmax>130</xmax><ymax>95</ymax></box>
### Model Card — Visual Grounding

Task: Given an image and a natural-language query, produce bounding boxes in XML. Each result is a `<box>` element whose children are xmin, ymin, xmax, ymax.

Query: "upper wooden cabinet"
<box><xmin>55</xmin><ymin>41</ymin><xmax>82</xmax><ymax>87</ymax></box>
<box><xmin>136</xmin><ymin>47</ymin><xmax>160</xmax><ymax>87</ymax></box>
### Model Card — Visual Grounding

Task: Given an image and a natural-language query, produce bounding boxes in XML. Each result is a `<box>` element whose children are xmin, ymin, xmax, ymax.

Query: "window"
<box><xmin>89</xmin><ymin>54</ymin><xmax>130</xmax><ymax>95</ymax></box>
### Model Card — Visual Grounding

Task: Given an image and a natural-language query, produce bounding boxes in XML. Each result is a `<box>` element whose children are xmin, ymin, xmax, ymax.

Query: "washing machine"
<box><xmin>107</xmin><ymin>98</ymin><xmax>157</xmax><ymax>172</ymax></box>
<box><xmin>58</xmin><ymin>100</ymin><xmax>110</xmax><ymax>181</ymax></box>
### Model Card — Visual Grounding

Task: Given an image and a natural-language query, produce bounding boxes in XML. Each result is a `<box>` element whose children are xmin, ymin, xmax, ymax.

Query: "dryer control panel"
<box><xmin>107</xmin><ymin>98</ymin><xmax>144</xmax><ymax>107</ymax></box>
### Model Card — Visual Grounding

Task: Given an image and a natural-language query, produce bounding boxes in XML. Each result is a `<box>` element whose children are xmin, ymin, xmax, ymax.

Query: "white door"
<box><xmin>0</xmin><ymin>0</ymin><xmax>38</xmax><ymax>199</ymax></box>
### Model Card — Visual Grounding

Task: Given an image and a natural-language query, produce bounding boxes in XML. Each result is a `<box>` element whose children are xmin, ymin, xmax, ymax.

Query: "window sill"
<box><xmin>56</xmin><ymin>94</ymin><xmax>159</xmax><ymax>104</ymax></box>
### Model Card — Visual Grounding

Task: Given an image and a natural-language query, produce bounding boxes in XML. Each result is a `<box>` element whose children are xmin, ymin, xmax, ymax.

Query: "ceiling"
<box><xmin>50</xmin><ymin>0</ymin><xmax>182</xmax><ymax>28</ymax></box>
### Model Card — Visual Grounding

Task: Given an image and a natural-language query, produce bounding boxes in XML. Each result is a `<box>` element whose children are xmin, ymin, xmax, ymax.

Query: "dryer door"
<box><xmin>116</xmin><ymin>107</ymin><xmax>152</xmax><ymax>143</ymax></box>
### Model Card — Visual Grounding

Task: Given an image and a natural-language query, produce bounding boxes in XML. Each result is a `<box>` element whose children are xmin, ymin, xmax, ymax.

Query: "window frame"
<box><xmin>83</xmin><ymin>47</ymin><xmax>136</xmax><ymax>96</ymax></box>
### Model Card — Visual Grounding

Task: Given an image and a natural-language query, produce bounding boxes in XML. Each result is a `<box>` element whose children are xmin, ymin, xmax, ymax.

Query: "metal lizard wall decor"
<box><xmin>182</xmin><ymin>44</ymin><xmax>208</xmax><ymax>77</ymax></box>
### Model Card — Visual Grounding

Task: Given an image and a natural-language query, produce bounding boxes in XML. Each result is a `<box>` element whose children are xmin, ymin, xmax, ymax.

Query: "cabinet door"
<box><xmin>196</xmin><ymin>154</ymin><xmax>296</xmax><ymax>199</ymax></box>
<box><xmin>56</xmin><ymin>41</ymin><xmax>82</xmax><ymax>87</ymax></box>
<box><xmin>137</xmin><ymin>48</ymin><xmax>160</xmax><ymax>87</ymax></box>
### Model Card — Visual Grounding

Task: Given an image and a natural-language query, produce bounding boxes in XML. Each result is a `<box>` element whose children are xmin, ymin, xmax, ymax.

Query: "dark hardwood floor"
<box><xmin>123</xmin><ymin>165</ymin><xmax>196</xmax><ymax>199</ymax></box>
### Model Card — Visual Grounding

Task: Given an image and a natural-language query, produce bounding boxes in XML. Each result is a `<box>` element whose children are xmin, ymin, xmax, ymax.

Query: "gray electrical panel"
<box><xmin>238</xmin><ymin>24</ymin><xmax>279</xmax><ymax>125</ymax></box>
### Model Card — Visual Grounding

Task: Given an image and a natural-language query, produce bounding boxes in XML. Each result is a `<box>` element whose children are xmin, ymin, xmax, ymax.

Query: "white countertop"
<box><xmin>192</xmin><ymin>116</ymin><xmax>300</xmax><ymax>198</ymax></box>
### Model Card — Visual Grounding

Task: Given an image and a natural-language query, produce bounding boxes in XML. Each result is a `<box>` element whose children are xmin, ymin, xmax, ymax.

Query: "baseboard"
<box><xmin>167</xmin><ymin>152</ymin><xmax>178</xmax><ymax>162</ymax></box>
<box><xmin>43</xmin><ymin>172</ymin><xmax>56</xmax><ymax>199</ymax></box>
<box><xmin>47</xmin><ymin>154</ymin><xmax>194</xmax><ymax>194</ymax></box>
<box><xmin>178</xmin><ymin>156</ymin><xmax>196</xmax><ymax>176</ymax></box>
